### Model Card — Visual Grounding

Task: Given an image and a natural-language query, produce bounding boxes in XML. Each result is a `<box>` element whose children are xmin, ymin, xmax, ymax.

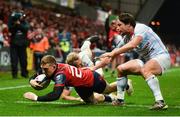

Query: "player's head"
<box><xmin>112</xmin><ymin>20</ymin><xmax>122</xmax><ymax>34</ymax></box>
<box><xmin>66</xmin><ymin>52</ymin><xmax>83</xmax><ymax>68</ymax></box>
<box><xmin>110</xmin><ymin>20</ymin><xmax>117</xmax><ymax>30</ymax></box>
<box><xmin>41</xmin><ymin>55</ymin><xmax>57</xmax><ymax>77</ymax></box>
<box><xmin>119</xmin><ymin>13</ymin><xmax>136</xmax><ymax>28</ymax></box>
<box><xmin>117</xmin><ymin>13</ymin><xmax>136</xmax><ymax>34</ymax></box>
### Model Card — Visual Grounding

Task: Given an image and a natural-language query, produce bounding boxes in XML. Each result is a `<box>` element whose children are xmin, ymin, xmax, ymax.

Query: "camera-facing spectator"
<box><xmin>8</xmin><ymin>10</ymin><xmax>29</xmax><ymax>79</ymax></box>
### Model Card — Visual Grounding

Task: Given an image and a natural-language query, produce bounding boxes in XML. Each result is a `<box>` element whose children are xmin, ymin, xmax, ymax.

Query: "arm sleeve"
<box><xmin>37</xmin><ymin>74</ymin><xmax>66</xmax><ymax>101</ymax></box>
<box><xmin>37</xmin><ymin>86</ymin><xmax>64</xmax><ymax>101</ymax></box>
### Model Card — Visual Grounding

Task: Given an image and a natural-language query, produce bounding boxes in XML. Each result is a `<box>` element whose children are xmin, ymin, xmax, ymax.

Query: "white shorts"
<box><xmin>137</xmin><ymin>54</ymin><xmax>171</xmax><ymax>74</ymax></box>
<box><xmin>152</xmin><ymin>54</ymin><xmax>171</xmax><ymax>73</ymax></box>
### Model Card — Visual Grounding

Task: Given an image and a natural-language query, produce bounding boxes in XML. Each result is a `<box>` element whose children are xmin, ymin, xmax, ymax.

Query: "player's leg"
<box><xmin>106</xmin><ymin>79</ymin><xmax>134</xmax><ymax>96</ymax></box>
<box><xmin>75</xmin><ymin>86</ymin><xmax>97</xmax><ymax>104</ymax></box>
<box><xmin>60</xmin><ymin>87</ymin><xmax>81</xmax><ymax>101</ymax></box>
<box><xmin>85</xmin><ymin>35</ymin><xmax>99</xmax><ymax>43</ymax></box>
<box><xmin>141</xmin><ymin>54</ymin><xmax>170</xmax><ymax>110</ymax></box>
<box><xmin>80</xmin><ymin>35</ymin><xmax>99</xmax><ymax>61</ymax></box>
<box><xmin>80</xmin><ymin>40</ymin><xmax>92</xmax><ymax>59</ymax></box>
<box><xmin>126</xmin><ymin>79</ymin><xmax>134</xmax><ymax>96</ymax></box>
<box><xmin>93</xmin><ymin>77</ymin><xmax>133</xmax><ymax>103</ymax></box>
<box><xmin>113</xmin><ymin>59</ymin><xmax>142</xmax><ymax>105</ymax></box>
<box><xmin>103</xmin><ymin>81</ymin><xmax>116</xmax><ymax>94</ymax></box>
<box><xmin>93</xmin><ymin>93</ymin><xmax>112</xmax><ymax>103</ymax></box>
<box><xmin>10</xmin><ymin>46</ymin><xmax>18</xmax><ymax>78</ymax></box>
<box><xmin>91</xmin><ymin>71</ymin><xmax>115</xmax><ymax>103</ymax></box>
<box><xmin>92</xmin><ymin>82</ymin><xmax>114</xmax><ymax>103</ymax></box>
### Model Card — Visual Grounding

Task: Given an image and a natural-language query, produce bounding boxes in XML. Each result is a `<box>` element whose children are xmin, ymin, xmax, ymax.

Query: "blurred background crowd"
<box><xmin>0</xmin><ymin>0</ymin><xmax>179</xmax><ymax>78</ymax></box>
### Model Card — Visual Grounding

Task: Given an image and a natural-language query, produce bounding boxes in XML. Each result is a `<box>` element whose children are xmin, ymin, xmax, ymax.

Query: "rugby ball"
<box><xmin>32</xmin><ymin>74</ymin><xmax>51</xmax><ymax>90</ymax></box>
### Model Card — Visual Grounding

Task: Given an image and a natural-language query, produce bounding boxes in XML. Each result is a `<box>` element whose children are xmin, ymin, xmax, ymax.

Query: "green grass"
<box><xmin>0</xmin><ymin>68</ymin><xmax>180</xmax><ymax>116</ymax></box>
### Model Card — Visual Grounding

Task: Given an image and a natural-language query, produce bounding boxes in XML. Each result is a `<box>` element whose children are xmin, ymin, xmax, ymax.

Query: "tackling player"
<box><xmin>96</xmin><ymin>13</ymin><xmax>170</xmax><ymax>110</ymax></box>
<box><xmin>65</xmin><ymin>35</ymin><xmax>133</xmax><ymax>102</ymax></box>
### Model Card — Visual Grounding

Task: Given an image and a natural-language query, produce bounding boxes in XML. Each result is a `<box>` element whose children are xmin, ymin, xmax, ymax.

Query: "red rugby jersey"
<box><xmin>54</xmin><ymin>63</ymin><xmax>94</xmax><ymax>87</ymax></box>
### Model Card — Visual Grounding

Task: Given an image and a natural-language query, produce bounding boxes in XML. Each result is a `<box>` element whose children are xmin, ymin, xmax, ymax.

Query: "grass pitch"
<box><xmin>0</xmin><ymin>67</ymin><xmax>180</xmax><ymax>116</ymax></box>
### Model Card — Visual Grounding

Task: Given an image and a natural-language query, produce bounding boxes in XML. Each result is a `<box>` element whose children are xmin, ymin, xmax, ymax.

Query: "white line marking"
<box><xmin>14</xmin><ymin>101</ymin><xmax>180</xmax><ymax>109</ymax></box>
<box><xmin>0</xmin><ymin>85</ymin><xmax>30</xmax><ymax>91</ymax></box>
<box><xmin>0</xmin><ymin>82</ymin><xmax>54</xmax><ymax>91</ymax></box>
<box><xmin>128</xmin><ymin>105</ymin><xmax>180</xmax><ymax>109</ymax></box>
<box><xmin>15</xmin><ymin>100</ymin><xmax>73</xmax><ymax>105</ymax></box>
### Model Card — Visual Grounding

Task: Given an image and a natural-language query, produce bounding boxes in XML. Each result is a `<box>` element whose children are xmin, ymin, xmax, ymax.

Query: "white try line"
<box><xmin>15</xmin><ymin>100</ymin><xmax>72</xmax><ymax>105</ymax></box>
<box><xmin>0</xmin><ymin>82</ymin><xmax>54</xmax><ymax>91</ymax></box>
<box><xmin>14</xmin><ymin>101</ymin><xmax>180</xmax><ymax>109</ymax></box>
<box><xmin>0</xmin><ymin>85</ymin><xmax>30</xmax><ymax>91</ymax></box>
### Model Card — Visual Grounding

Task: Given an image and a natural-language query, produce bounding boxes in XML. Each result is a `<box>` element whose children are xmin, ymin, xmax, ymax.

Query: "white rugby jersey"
<box><xmin>132</xmin><ymin>23</ymin><xmax>169</xmax><ymax>61</ymax></box>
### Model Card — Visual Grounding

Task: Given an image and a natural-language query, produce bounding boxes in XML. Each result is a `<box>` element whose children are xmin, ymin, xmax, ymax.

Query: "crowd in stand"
<box><xmin>0</xmin><ymin>1</ymin><xmax>107</xmax><ymax>62</ymax></box>
<box><xmin>0</xmin><ymin>0</ymin><xmax>179</xmax><ymax>72</ymax></box>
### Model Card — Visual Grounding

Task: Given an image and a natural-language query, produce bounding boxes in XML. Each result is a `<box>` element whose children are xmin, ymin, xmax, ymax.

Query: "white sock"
<box><xmin>116</xmin><ymin>77</ymin><xmax>127</xmax><ymax>100</ymax></box>
<box><xmin>146</xmin><ymin>75</ymin><xmax>163</xmax><ymax>101</ymax></box>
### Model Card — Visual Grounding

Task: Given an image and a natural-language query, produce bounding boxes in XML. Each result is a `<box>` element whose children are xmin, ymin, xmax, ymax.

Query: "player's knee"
<box><xmin>94</xmin><ymin>93</ymin><xmax>104</xmax><ymax>102</ymax></box>
<box><xmin>140</xmin><ymin>67</ymin><xmax>151</xmax><ymax>79</ymax></box>
<box><xmin>117</xmin><ymin>65</ymin><xmax>123</xmax><ymax>72</ymax></box>
<box><xmin>117</xmin><ymin>65</ymin><xmax>126</xmax><ymax>77</ymax></box>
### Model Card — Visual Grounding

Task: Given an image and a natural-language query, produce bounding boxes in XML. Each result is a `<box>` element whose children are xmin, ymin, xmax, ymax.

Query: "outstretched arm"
<box><xmin>89</xmin><ymin>56</ymin><xmax>112</xmax><ymax>71</ymax></box>
<box><xmin>24</xmin><ymin>74</ymin><xmax>66</xmax><ymax>101</ymax></box>
<box><xmin>110</xmin><ymin>36</ymin><xmax>142</xmax><ymax>57</ymax></box>
<box><xmin>100</xmin><ymin>36</ymin><xmax>142</xmax><ymax>59</ymax></box>
<box><xmin>24</xmin><ymin>86</ymin><xmax>64</xmax><ymax>101</ymax></box>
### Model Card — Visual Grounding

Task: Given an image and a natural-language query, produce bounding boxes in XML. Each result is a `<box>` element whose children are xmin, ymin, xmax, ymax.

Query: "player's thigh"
<box><xmin>143</xmin><ymin>54</ymin><xmax>170</xmax><ymax>76</ymax></box>
<box><xmin>103</xmin><ymin>81</ymin><xmax>114</xmax><ymax>94</ymax></box>
<box><xmin>117</xmin><ymin>59</ymin><xmax>142</xmax><ymax>75</ymax></box>
<box><xmin>93</xmin><ymin>72</ymin><xmax>107</xmax><ymax>93</ymax></box>
<box><xmin>142</xmin><ymin>59</ymin><xmax>161</xmax><ymax>76</ymax></box>
<box><xmin>109</xmin><ymin>82</ymin><xmax>117</xmax><ymax>91</ymax></box>
<box><xmin>74</xmin><ymin>86</ymin><xmax>95</xmax><ymax>103</ymax></box>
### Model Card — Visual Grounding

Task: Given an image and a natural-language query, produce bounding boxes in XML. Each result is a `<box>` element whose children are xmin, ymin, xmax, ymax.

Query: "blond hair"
<box><xmin>41</xmin><ymin>55</ymin><xmax>57</xmax><ymax>65</ymax></box>
<box><xmin>66</xmin><ymin>52</ymin><xmax>79</xmax><ymax>67</ymax></box>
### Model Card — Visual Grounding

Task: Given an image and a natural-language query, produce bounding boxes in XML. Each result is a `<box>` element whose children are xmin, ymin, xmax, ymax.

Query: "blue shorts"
<box><xmin>74</xmin><ymin>72</ymin><xmax>106</xmax><ymax>103</ymax></box>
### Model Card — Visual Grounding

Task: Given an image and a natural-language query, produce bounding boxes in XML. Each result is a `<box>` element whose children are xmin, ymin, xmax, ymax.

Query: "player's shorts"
<box><xmin>92</xmin><ymin>71</ymin><xmax>106</xmax><ymax>93</ymax></box>
<box><xmin>152</xmin><ymin>53</ymin><xmax>171</xmax><ymax>73</ymax></box>
<box><xmin>137</xmin><ymin>53</ymin><xmax>171</xmax><ymax>73</ymax></box>
<box><xmin>74</xmin><ymin>72</ymin><xmax>106</xmax><ymax>103</ymax></box>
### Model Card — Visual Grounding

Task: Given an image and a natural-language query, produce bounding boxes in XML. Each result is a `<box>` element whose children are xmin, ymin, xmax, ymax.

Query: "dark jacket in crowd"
<box><xmin>8</xmin><ymin>18</ymin><xmax>29</xmax><ymax>46</ymax></box>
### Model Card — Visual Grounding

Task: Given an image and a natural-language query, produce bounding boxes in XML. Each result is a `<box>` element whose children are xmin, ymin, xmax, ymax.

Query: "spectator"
<box><xmin>0</xmin><ymin>19</ymin><xmax>9</xmax><ymax>48</ymax></box>
<box><xmin>29</xmin><ymin>28</ymin><xmax>49</xmax><ymax>72</ymax></box>
<box><xmin>8</xmin><ymin>10</ymin><xmax>29</xmax><ymax>78</ymax></box>
<box><xmin>58</xmin><ymin>27</ymin><xmax>72</xmax><ymax>63</ymax></box>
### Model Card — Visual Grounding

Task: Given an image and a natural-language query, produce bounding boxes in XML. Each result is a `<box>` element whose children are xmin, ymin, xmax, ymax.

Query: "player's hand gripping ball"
<box><xmin>30</xmin><ymin>74</ymin><xmax>50</xmax><ymax>90</ymax></box>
